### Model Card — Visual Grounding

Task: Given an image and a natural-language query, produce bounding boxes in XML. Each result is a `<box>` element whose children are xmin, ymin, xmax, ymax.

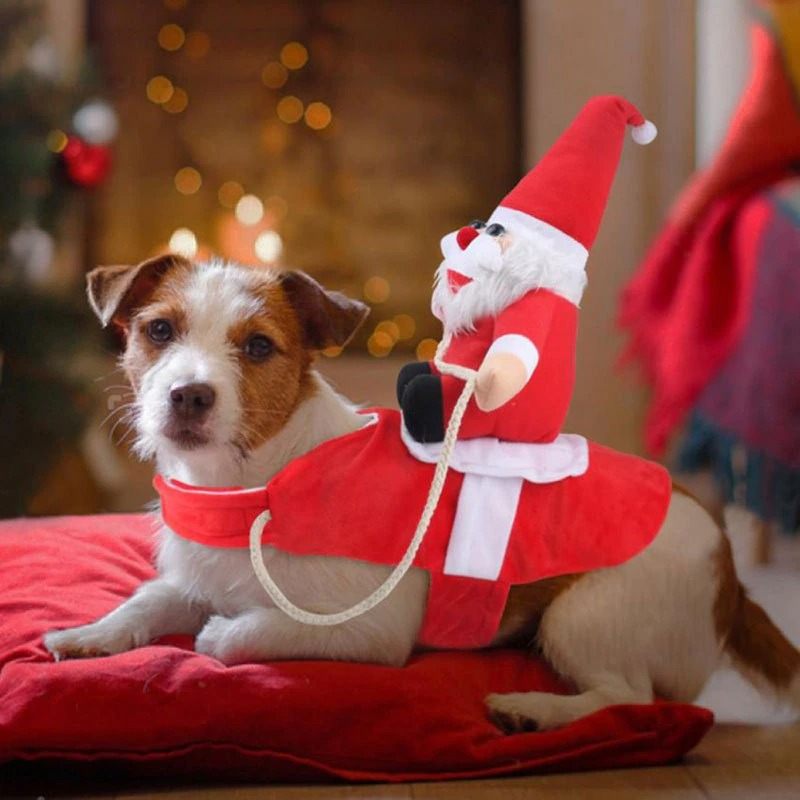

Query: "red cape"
<box><xmin>155</xmin><ymin>409</ymin><xmax>671</xmax><ymax>649</ymax></box>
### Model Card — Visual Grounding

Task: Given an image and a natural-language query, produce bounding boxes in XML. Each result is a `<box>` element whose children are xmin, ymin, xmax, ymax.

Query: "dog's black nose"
<box><xmin>169</xmin><ymin>383</ymin><xmax>216</xmax><ymax>419</ymax></box>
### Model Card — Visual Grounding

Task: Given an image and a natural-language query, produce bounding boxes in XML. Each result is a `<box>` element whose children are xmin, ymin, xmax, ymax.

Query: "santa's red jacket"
<box><xmin>154</xmin><ymin>409</ymin><xmax>671</xmax><ymax>650</ymax></box>
<box><xmin>435</xmin><ymin>289</ymin><xmax>578</xmax><ymax>443</ymax></box>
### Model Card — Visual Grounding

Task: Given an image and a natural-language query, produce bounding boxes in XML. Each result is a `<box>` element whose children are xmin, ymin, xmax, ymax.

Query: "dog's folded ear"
<box><xmin>279</xmin><ymin>270</ymin><xmax>370</xmax><ymax>351</ymax></box>
<box><xmin>86</xmin><ymin>254</ymin><xmax>190</xmax><ymax>328</ymax></box>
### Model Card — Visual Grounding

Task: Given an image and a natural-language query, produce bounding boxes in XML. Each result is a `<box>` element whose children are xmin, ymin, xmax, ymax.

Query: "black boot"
<box><xmin>396</xmin><ymin>361</ymin><xmax>432</xmax><ymax>405</ymax></box>
<box><xmin>400</xmin><ymin>374</ymin><xmax>445</xmax><ymax>443</ymax></box>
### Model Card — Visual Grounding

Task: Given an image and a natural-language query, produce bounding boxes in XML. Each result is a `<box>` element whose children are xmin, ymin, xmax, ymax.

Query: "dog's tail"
<box><xmin>722</xmin><ymin>567</ymin><xmax>800</xmax><ymax>708</ymax></box>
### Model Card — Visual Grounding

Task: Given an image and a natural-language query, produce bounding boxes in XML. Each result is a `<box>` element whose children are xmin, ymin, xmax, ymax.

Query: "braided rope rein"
<box><xmin>249</xmin><ymin>351</ymin><xmax>476</xmax><ymax>626</ymax></box>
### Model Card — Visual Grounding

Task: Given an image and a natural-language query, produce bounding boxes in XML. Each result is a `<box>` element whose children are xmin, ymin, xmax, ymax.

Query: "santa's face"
<box><xmin>432</xmin><ymin>219</ymin><xmax>516</xmax><ymax>323</ymax></box>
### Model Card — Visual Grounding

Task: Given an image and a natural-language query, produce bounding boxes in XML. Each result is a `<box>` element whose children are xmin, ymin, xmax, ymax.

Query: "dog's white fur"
<box><xmin>45</xmin><ymin>260</ymin><xmax>800</xmax><ymax>731</ymax></box>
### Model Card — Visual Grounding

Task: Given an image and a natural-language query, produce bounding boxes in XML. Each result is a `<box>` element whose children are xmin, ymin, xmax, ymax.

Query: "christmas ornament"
<box><xmin>398</xmin><ymin>95</ymin><xmax>657</xmax><ymax>448</ymax></box>
<box><xmin>72</xmin><ymin>100</ymin><xmax>118</xmax><ymax>145</ymax></box>
<box><xmin>25</xmin><ymin>37</ymin><xmax>59</xmax><ymax>79</ymax></box>
<box><xmin>8</xmin><ymin>222</ymin><xmax>55</xmax><ymax>284</ymax></box>
<box><xmin>61</xmin><ymin>136</ymin><xmax>112</xmax><ymax>188</ymax></box>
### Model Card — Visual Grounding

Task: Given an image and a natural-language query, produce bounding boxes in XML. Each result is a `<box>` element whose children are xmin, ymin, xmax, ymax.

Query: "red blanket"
<box><xmin>0</xmin><ymin>514</ymin><xmax>712</xmax><ymax>782</ymax></box>
<box><xmin>619</xmin><ymin>17</ymin><xmax>800</xmax><ymax>453</ymax></box>
<box><xmin>156</xmin><ymin>409</ymin><xmax>671</xmax><ymax>648</ymax></box>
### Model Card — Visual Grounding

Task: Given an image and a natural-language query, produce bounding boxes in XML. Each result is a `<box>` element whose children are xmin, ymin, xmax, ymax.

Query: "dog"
<box><xmin>44</xmin><ymin>254</ymin><xmax>800</xmax><ymax>733</ymax></box>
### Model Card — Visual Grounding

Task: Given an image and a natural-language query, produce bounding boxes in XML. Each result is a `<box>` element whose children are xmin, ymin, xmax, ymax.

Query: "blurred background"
<box><xmin>0</xmin><ymin>0</ymin><xmax>797</xmax><ymax>573</ymax></box>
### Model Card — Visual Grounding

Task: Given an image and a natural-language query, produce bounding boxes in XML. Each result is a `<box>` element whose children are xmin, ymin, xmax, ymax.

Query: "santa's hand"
<box><xmin>475</xmin><ymin>353</ymin><xmax>528</xmax><ymax>412</ymax></box>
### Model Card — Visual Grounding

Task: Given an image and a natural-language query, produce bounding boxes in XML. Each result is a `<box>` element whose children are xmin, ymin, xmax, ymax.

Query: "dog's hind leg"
<box><xmin>487</xmin><ymin>671</ymin><xmax>652</xmax><ymax>732</ymax></box>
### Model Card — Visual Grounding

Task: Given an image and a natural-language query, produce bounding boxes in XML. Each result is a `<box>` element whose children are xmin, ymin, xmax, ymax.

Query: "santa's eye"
<box><xmin>469</xmin><ymin>219</ymin><xmax>486</xmax><ymax>230</ymax></box>
<box><xmin>486</xmin><ymin>223</ymin><xmax>506</xmax><ymax>237</ymax></box>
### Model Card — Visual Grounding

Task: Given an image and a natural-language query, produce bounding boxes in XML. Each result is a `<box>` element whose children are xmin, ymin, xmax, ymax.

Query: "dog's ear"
<box><xmin>279</xmin><ymin>270</ymin><xmax>370</xmax><ymax>350</ymax></box>
<box><xmin>86</xmin><ymin>254</ymin><xmax>190</xmax><ymax>328</ymax></box>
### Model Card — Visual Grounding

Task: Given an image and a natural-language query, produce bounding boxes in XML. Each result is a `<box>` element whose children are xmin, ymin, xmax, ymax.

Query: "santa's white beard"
<box><xmin>431</xmin><ymin>231</ymin><xmax>587</xmax><ymax>335</ymax></box>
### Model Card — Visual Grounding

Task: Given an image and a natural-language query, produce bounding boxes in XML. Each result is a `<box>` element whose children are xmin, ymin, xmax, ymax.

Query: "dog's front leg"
<box><xmin>44</xmin><ymin>579</ymin><xmax>207</xmax><ymax>660</ymax></box>
<box><xmin>195</xmin><ymin>607</ymin><xmax>414</xmax><ymax>667</ymax></box>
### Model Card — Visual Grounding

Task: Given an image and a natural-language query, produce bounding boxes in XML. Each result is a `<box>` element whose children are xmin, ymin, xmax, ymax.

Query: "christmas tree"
<box><xmin>0</xmin><ymin>0</ymin><xmax>116</xmax><ymax>517</ymax></box>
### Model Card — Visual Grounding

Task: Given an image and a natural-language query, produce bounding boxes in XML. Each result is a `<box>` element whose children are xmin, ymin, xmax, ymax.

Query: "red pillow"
<box><xmin>0</xmin><ymin>514</ymin><xmax>712</xmax><ymax>783</ymax></box>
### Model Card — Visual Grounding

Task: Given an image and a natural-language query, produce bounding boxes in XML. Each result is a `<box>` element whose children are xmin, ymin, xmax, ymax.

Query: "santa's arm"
<box><xmin>475</xmin><ymin>291</ymin><xmax>557</xmax><ymax>412</ymax></box>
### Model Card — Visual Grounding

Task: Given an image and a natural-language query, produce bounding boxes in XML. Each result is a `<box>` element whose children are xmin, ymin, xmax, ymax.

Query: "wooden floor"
<box><xmin>2</xmin><ymin>723</ymin><xmax>798</xmax><ymax>799</ymax></box>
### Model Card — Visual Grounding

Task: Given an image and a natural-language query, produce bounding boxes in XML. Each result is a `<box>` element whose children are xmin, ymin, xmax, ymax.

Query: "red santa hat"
<box><xmin>487</xmin><ymin>95</ymin><xmax>657</xmax><ymax>272</ymax></box>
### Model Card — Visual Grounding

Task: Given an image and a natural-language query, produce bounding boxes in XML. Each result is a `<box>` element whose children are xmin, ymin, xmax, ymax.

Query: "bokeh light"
<box><xmin>367</xmin><ymin>331</ymin><xmax>394</xmax><ymax>357</ymax></box>
<box><xmin>158</xmin><ymin>23</ymin><xmax>185</xmax><ymax>51</ymax></box>
<box><xmin>394</xmin><ymin>314</ymin><xmax>416</xmax><ymax>340</ymax></box>
<box><xmin>169</xmin><ymin>227</ymin><xmax>198</xmax><ymax>258</ymax></box>
<box><xmin>375</xmin><ymin>320</ymin><xmax>400</xmax><ymax>342</ymax></box>
<box><xmin>304</xmin><ymin>101</ymin><xmax>332</xmax><ymax>130</ymax></box>
<box><xmin>174</xmin><ymin>166</ymin><xmax>202</xmax><ymax>195</ymax></box>
<box><xmin>280</xmin><ymin>42</ymin><xmax>308</xmax><ymax>70</ymax></box>
<box><xmin>276</xmin><ymin>95</ymin><xmax>304</xmax><ymax>124</ymax></box>
<box><xmin>218</xmin><ymin>180</ymin><xmax>244</xmax><ymax>209</ymax></box>
<box><xmin>261</xmin><ymin>61</ymin><xmax>288</xmax><ymax>89</ymax></box>
<box><xmin>162</xmin><ymin>87</ymin><xmax>189</xmax><ymax>113</ymax></box>
<box><xmin>46</xmin><ymin>129</ymin><xmax>68</xmax><ymax>153</ymax></box>
<box><xmin>416</xmin><ymin>338</ymin><xmax>439</xmax><ymax>361</ymax></box>
<box><xmin>254</xmin><ymin>230</ymin><xmax>283</xmax><ymax>263</ymax></box>
<box><xmin>184</xmin><ymin>31</ymin><xmax>211</xmax><ymax>59</ymax></box>
<box><xmin>363</xmin><ymin>276</ymin><xmax>390</xmax><ymax>303</ymax></box>
<box><xmin>235</xmin><ymin>194</ymin><xmax>264</xmax><ymax>225</ymax></box>
<box><xmin>146</xmin><ymin>75</ymin><xmax>174</xmax><ymax>104</ymax></box>
<box><xmin>322</xmin><ymin>345</ymin><xmax>343</xmax><ymax>358</ymax></box>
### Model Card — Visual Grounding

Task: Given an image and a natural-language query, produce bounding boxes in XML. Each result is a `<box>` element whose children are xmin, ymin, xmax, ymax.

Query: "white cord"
<box><xmin>249</xmin><ymin>349</ymin><xmax>476</xmax><ymax>626</ymax></box>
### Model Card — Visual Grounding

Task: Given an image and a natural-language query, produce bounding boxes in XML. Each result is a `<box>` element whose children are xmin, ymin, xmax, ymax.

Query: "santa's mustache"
<box><xmin>440</xmin><ymin>231</ymin><xmax>503</xmax><ymax>277</ymax></box>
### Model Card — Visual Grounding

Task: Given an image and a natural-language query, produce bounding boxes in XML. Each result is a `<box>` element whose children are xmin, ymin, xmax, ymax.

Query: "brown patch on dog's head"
<box><xmin>86</xmin><ymin>254</ymin><xmax>192</xmax><ymax>329</ymax></box>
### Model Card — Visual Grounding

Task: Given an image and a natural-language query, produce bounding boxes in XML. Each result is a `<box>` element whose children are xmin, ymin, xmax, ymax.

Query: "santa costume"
<box><xmin>399</xmin><ymin>95</ymin><xmax>657</xmax><ymax>447</ymax></box>
<box><xmin>154</xmin><ymin>96</ymin><xmax>670</xmax><ymax>647</ymax></box>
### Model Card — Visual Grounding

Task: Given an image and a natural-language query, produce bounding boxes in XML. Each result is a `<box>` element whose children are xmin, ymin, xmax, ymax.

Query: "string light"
<box><xmin>185</xmin><ymin>31</ymin><xmax>211</xmax><ymax>59</ymax></box>
<box><xmin>394</xmin><ymin>314</ymin><xmax>416</xmax><ymax>340</ymax></box>
<box><xmin>261</xmin><ymin>62</ymin><xmax>288</xmax><ymax>89</ymax></box>
<box><xmin>304</xmin><ymin>101</ymin><xmax>332</xmax><ymax>130</ymax></box>
<box><xmin>375</xmin><ymin>320</ymin><xmax>400</xmax><ymax>343</ymax></box>
<box><xmin>280</xmin><ymin>42</ymin><xmax>308</xmax><ymax>70</ymax></box>
<box><xmin>162</xmin><ymin>87</ymin><xmax>189</xmax><ymax>113</ymax></box>
<box><xmin>254</xmin><ymin>231</ymin><xmax>283</xmax><ymax>263</ymax></box>
<box><xmin>146</xmin><ymin>75</ymin><xmax>174</xmax><ymax>104</ymax></box>
<box><xmin>367</xmin><ymin>331</ymin><xmax>394</xmax><ymax>357</ymax></box>
<box><xmin>174</xmin><ymin>167</ymin><xmax>202</xmax><ymax>195</ymax></box>
<box><xmin>218</xmin><ymin>181</ymin><xmax>244</xmax><ymax>209</ymax></box>
<box><xmin>169</xmin><ymin>228</ymin><xmax>198</xmax><ymax>258</ymax></box>
<box><xmin>46</xmin><ymin>129</ymin><xmax>68</xmax><ymax>153</ymax></box>
<box><xmin>235</xmin><ymin>194</ymin><xmax>264</xmax><ymax>225</ymax></box>
<box><xmin>277</xmin><ymin>95</ymin><xmax>304</xmax><ymax>124</ymax></box>
<box><xmin>158</xmin><ymin>23</ymin><xmax>185</xmax><ymax>51</ymax></box>
<box><xmin>363</xmin><ymin>276</ymin><xmax>390</xmax><ymax>303</ymax></box>
<box><xmin>416</xmin><ymin>338</ymin><xmax>439</xmax><ymax>361</ymax></box>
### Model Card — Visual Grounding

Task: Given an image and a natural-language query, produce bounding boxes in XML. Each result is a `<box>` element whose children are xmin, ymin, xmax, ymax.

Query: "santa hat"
<box><xmin>488</xmin><ymin>95</ymin><xmax>657</xmax><ymax>272</ymax></box>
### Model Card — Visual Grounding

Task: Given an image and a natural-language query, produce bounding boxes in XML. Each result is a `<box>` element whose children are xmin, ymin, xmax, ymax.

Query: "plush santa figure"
<box><xmin>399</xmin><ymin>95</ymin><xmax>657</xmax><ymax>444</ymax></box>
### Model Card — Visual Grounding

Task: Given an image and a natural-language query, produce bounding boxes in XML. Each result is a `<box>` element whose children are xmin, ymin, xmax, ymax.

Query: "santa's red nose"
<box><xmin>456</xmin><ymin>226</ymin><xmax>479</xmax><ymax>250</ymax></box>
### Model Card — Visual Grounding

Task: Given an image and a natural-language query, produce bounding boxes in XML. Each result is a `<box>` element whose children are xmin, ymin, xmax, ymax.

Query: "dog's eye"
<box><xmin>147</xmin><ymin>319</ymin><xmax>174</xmax><ymax>344</ymax></box>
<box><xmin>469</xmin><ymin>219</ymin><xmax>486</xmax><ymax>230</ymax></box>
<box><xmin>244</xmin><ymin>334</ymin><xmax>274</xmax><ymax>362</ymax></box>
<box><xmin>485</xmin><ymin>223</ymin><xmax>506</xmax><ymax>237</ymax></box>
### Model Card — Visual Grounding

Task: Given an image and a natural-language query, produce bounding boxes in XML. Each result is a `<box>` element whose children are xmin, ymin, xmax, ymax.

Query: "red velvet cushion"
<box><xmin>0</xmin><ymin>514</ymin><xmax>713</xmax><ymax>783</ymax></box>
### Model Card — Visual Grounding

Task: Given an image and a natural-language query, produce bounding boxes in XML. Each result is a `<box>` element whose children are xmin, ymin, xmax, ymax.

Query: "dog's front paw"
<box><xmin>195</xmin><ymin>615</ymin><xmax>245</xmax><ymax>665</ymax></box>
<box><xmin>44</xmin><ymin>624</ymin><xmax>135</xmax><ymax>661</ymax></box>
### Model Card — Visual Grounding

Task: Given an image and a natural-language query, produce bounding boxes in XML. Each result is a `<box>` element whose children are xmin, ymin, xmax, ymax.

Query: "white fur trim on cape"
<box><xmin>401</xmin><ymin>425</ymin><xmax>589</xmax><ymax>484</ymax></box>
<box><xmin>432</xmin><ymin>222</ymin><xmax>587</xmax><ymax>334</ymax></box>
